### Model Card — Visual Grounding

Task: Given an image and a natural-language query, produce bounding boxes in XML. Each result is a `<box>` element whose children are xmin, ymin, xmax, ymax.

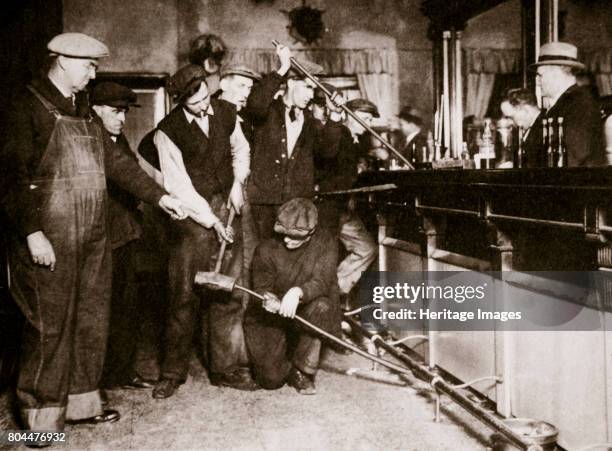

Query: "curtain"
<box><xmin>225</xmin><ymin>48</ymin><xmax>398</xmax><ymax>76</ymax></box>
<box><xmin>596</xmin><ymin>74</ymin><xmax>612</xmax><ymax>96</ymax></box>
<box><xmin>463</xmin><ymin>49</ymin><xmax>520</xmax><ymax>120</ymax></box>
<box><xmin>357</xmin><ymin>73</ymin><xmax>398</xmax><ymax>121</ymax></box>
<box><xmin>225</xmin><ymin>47</ymin><xmax>400</xmax><ymax>120</ymax></box>
<box><xmin>583</xmin><ymin>48</ymin><xmax>612</xmax><ymax>96</ymax></box>
<box><xmin>465</xmin><ymin>73</ymin><xmax>496</xmax><ymax>119</ymax></box>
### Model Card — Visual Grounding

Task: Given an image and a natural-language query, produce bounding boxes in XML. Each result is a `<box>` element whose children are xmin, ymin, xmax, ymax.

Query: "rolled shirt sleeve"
<box><xmin>231</xmin><ymin>117</ymin><xmax>251</xmax><ymax>184</ymax></box>
<box><xmin>154</xmin><ymin>130</ymin><xmax>219</xmax><ymax>228</ymax></box>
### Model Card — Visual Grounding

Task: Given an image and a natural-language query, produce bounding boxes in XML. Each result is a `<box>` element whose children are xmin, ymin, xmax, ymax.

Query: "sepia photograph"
<box><xmin>0</xmin><ymin>0</ymin><xmax>611</xmax><ymax>449</ymax></box>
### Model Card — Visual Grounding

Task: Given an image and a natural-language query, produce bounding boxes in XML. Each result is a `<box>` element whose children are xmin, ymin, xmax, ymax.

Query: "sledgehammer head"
<box><xmin>194</xmin><ymin>271</ymin><xmax>236</xmax><ymax>292</ymax></box>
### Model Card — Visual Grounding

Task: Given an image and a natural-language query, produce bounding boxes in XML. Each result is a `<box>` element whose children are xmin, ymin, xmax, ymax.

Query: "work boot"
<box><xmin>152</xmin><ymin>378</ymin><xmax>181</xmax><ymax>399</ymax></box>
<box><xmin>209</xmin><ymin>368</ymin><xmax>260</xmax><ymax>391</ymax></box>
<box><xmin>287</xmin><ymin>367</ymin><xmax>316</xmax><ymax>395</ymax></box>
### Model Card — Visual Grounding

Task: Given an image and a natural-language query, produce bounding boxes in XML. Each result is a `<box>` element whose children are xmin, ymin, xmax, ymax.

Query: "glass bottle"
<box><xmin>547</xmin><ymin>117</ymin><xmax>555</xmax><ymax>167</ymax></box>
<box><xmin>557</xmin><ymin>117</ymin><xmax>566</xmax><ymax>168</ymax></box>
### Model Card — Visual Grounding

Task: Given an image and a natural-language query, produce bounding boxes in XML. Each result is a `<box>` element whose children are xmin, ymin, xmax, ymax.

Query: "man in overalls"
<box><xmin>0</xmin><ymin>32</ymin><xmax>184</xmax><ymax>436</ymax></box>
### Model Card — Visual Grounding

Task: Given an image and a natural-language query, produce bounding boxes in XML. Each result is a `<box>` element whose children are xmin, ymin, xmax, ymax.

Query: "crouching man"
<box><xmin>244</xmin><ymin>198</ymin><xmax>339</xmax><ymax>395</ymax></box>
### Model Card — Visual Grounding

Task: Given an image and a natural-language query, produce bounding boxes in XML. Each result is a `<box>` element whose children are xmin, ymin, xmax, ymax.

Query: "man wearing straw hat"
<box><xmin>245</xmin><ymin>44</ymin><xmax>345</xmax><ymax>241</ymax></box>
<box><xmin>531</xmin><ymin>41</ymin><xmax>604</xmax><ymax>166</ymax></box>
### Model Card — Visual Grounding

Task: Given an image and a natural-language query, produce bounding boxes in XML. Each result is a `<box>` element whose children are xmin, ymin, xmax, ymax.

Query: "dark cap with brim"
<box><xmin>91</xmin><ymin>82</ymin><xmax>140</xmax><ymax>108</ymax></box>
<box><xmin>166</xmin><ymin>64</ymin><xmax>208</xmax><ymax>102</ymax></box>
<box><xmin>287</xmin><ymin>59</ymin><xmax>324</xmax><ymax>79</ymax></box>
<box><xmin>346</xmin><ymin>98</ymin><xmax>380</xmax><ymax>118</ymax></box>
<box><xmin>220</xmin><ymin>64</ymin><xmax>261</xmax><ymax>81</ymax></box>
<box><xmin>274</xmin><ymin>198</ymin><xmax>318</xmax><ymax>238</ymax></box>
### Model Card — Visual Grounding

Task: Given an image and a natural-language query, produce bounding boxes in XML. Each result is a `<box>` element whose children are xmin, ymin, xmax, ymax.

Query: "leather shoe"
<box><xmin>122</xmin><ymin>376</ymin><xmax>156</xmax><ymax>390</ymax></box>
<box><xmin>152</xmin><ymin>378</ymin><xmax>181</xmax><ymax>399</ymax></box>
<box><xmin>287</xmin><ymin>367</ymin><xmax>316</xmax><ymax>395</ymax></box>
<box><xmin>66</xmin><ymin>409</ymin><xmax>120</xmax><ymax>425</ymax></box>
<box><xmin>209</xmin><ymin>368</ymin><xmax>260</xmax><ymax>391</ymax></box>
<box><xmin>25</xmin><ymin>439</ymin><xmax>52</xmax><ymax>448</ymax></box>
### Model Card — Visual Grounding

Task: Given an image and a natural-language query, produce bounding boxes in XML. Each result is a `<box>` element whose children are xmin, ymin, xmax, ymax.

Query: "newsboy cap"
<box><xmin>166</xmin><ymin>64</ymin><xmax>208</xmax><ymax>102</ymax></box>
<box><xmin>274</xmin><ymin>198</ymin><xmax>318</xmax><ymax>239</ymax></box>
<box><xmin>220</xmin><ymin>64</ymin><xmax>261</xmax><ymax>81</ymax></box>
<box><xmin>91</xmin><ymin>82</ymin><xmax>140</xmax><ymax>109</ymax></box>
<box><xmin>398</xmin><ymin>106</ymin><xmax>423</xmax><ymax>126</ymax></box>
<box><xmin>287</xmin><ymin>59</ymin><xmax>324</xmax><ymax>79</ymax></box>
<box><xmin>47</xmin><ymin>32</ymin><xmax>109</xmax><ymax>59</ymax></box>
<box><xmin>530</xmin><ymin>41</ymin><xmax>585</xmax><ymax>70</ymax></box>
<box><xmin>346</xmin><ymin>98</ymin><xmax>380</xmax><ymax>118</ymax></box>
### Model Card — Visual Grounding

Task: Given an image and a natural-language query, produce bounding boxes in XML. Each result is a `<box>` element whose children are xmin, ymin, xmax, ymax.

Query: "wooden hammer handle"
<box><xmin>214</xmin><ymin>206</ymin><xmax>236</xmax><ymax>274</ymax></box>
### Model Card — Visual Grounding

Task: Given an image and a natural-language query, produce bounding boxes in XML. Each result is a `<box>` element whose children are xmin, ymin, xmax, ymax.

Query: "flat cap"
<box><xmin>166</xmin><ymin>64</ymin><xmax>208</xmax><ymax>102</ymax></box>
<box><xmin>220</xmin><ymin>64</ymin><xmax>261</xmax><ymax>81</ymax></box>
<box><xmin>313</xmin><ymin>83</ymin><xmax>339</xmax><ymax>106</ymax></box>
<box><xmin>346</xmin><ymin>98</ymin><xmax>380</xmax><ymax>118</ymax></box>
<box><xmin>274</xmin><ymin>198</ymin><xmax>318</xmax><ymax>238</ymax></box>
<box><xmin>287</xmin><ymin>59</ymin><xmax>324</xmax><ymax>79</ymax></box>
<box><xmin>47</xmin><ymin>32</ymin><xmax>109</xmax><ymax>59</ymax></box>
<box><xmin>91</xmin><ymin>82</ymin><xmax>140</xmax><ymax>108</ymax></box>
<box><xmin>398</xmin><ymin>106</ymin><xmax>423</xmax><ymax>126</ymax></box>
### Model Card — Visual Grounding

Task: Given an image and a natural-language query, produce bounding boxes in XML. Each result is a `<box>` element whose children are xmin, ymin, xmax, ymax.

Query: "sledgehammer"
<box><xmin>194</xmin><ymin>271</ymin><xmax>414</xmax><ymax>376</ymax></box>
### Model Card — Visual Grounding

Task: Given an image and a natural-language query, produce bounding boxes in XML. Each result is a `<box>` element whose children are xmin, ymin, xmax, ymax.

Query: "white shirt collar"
<box><xmin>405</xmin><ymin>131</ymin><xmax>419</xmax><ymax>145</ymax></box>
<box><xmin>182</xmin><ymin>105</ymin><xmax>215</xmax><ymax>123</ymax></box>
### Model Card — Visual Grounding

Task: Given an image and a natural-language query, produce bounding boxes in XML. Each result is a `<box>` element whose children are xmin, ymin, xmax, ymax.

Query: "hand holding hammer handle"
<box><xmin>214</xmin><ymin>205</ymin><xmax>236</xmax><ymax>274</ymax></box>
<box><xmin>272</xmin><ymin>39</ymin><xmax>414</xmax><ymax>170</ymax></box>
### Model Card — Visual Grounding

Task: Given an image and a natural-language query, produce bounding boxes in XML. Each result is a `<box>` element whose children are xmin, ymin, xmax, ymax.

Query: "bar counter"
<box><xmin>349</xmin><ymin>167</ymin><xmax>612</xmax><ymax>449</ymax></box>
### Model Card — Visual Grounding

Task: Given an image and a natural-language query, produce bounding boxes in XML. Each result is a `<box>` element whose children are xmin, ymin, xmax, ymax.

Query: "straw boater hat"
<box><xmin>530</xmin><ymin>42</ymin><xmax>585</xmax><ymax>70</ymax></box>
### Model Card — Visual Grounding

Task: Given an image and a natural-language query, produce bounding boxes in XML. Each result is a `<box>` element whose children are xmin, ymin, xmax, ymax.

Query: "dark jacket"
<box><xmin>315</xmin><ymin>125</ymin><xmax>368</xmax><ymax>231</ymax></box>
<box><xmin>0</xmin><ymin>76</ymin><xmax>165</xmax><ymax>237</ymax></box>
<box><xmin>102</xmin><ymin>128</ymin><xmax>144</xmax><ymax>250</ymax></box>
<box><xmin>316</xmin><ymin>125</ymin><xmax>367</xmax><ymax>194</ymax></box>
<box><xmin>155</xmin><ymin>99</ymin><xmax>237</xmax><ymax>199</ymax></box>
<box><xmin>246</xmin><ymin>72</ymin><xmax>343</xmax><ymax>205</ymax></box>
<box><xmin>544</xmin><ymin>84</ymin><xmax>604</xmax><ymax>167</ymax></box>
<box><xmin>251</xmin><ymin>228</ymin><xmax>338</xmax><ymax>304</ymax></box>
<box><xmin>522</xmin><ymin>112</ymin><xmax>545</xmax><ymax>168</ymax></box>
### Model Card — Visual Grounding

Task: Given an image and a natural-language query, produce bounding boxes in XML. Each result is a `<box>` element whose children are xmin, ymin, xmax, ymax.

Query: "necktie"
<box><xmin>288</xmin><ymin>106</ymin><xmax>297</xmax><ymax>122</ymax></box>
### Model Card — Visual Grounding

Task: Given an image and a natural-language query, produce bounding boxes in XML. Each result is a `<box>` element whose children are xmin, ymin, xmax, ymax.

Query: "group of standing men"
<box><xmin>0</xmin><ymin>31</ymin><xmax>381</xmax><ymax>441</ymax></box>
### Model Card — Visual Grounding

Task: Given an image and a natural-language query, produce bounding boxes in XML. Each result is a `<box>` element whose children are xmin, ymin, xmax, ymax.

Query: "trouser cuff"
<box><xmin>66</xmin><ymin>390</ymin><xmax>103</xmax><ymax>421</ymax></box>
<box><xmin>21</xmin><ymin>406</ymin><xmax>66</xmax><ymax>431</ymax></box>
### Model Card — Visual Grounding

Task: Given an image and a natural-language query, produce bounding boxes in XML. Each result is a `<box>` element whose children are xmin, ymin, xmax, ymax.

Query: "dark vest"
<box><xmin>157</xmin><ymin>99</ymin><xmax>236</xmax><ymax>199</ymax></box>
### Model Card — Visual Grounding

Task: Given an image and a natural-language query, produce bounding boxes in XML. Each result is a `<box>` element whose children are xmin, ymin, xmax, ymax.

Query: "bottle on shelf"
<box><xmin>557</xmin><ymin>117</ymin><xmax>566</xmax><ymax>168</ymax></box>
<box><xmin>461</xmin><ymin>142</ymin><xmax>469</xmax><ymax>160</ymax></box>
<box><xmin>479</xmin><ymin>118</ymin><xmax>496</xmax><ymax>169</ymax></box>
<box><xmin>546</xmin><ymin>117</ymin><xmax>555</xmax><ymax>167</ymax></box>
<box><xmin>541</xmin><ymin>118</ymin><xmax>548</xmax><ymax>167</ymax></box>
<box><xmin>515</xmin><ymin>126</ymin><xmax>525</xmax><ymax>168</ymax></box>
